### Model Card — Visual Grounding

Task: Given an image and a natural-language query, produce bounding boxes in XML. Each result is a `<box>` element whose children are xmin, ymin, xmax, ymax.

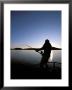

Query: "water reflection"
<box><xmin>11</xmin><ymin>50</ymin><xmax>61</xmax><ymax>64</ymax></box>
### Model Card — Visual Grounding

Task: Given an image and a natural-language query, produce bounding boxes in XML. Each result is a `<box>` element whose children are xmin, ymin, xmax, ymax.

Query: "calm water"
<box><xmin>11</xmin><ymin>50</ymin><xmax>61</xmax><ymax>65</ymax></box>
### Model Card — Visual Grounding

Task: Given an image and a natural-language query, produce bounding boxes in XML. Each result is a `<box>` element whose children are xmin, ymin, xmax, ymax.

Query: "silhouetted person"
<box><xmin>20</xmin><ymin>39</ymin><xmax>61</xmax><ymax>69</ymax></box>
<box><xmin>36</xmin><ymin>39</ymin><xmax>52</xmax><ymax>68</ymax></box>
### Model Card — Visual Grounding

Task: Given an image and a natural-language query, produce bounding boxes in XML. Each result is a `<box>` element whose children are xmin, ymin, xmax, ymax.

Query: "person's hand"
<box><xmin>35</xmin><ymin>49</ymin><xmax>39</xmax><ymax>52</ymax></box>
<box><xmin>40</xmin><ymin>51</ymin><xmax>43</xmax><ymax>54</ymax></box>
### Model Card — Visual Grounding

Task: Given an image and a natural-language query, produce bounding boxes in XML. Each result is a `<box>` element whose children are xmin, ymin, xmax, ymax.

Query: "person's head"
<box><xmin>45</xmin><ymin>39</ymin><xmax>50</xmax><ymax>43</ymax></box>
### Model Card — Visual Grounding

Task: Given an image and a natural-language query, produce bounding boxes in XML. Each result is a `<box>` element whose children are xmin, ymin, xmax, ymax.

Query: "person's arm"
<box><xmin>51</xmin><ymin>47</ymin><xmax>62</xmax><ymax>50</ymax></box>
<box><xmin>35</xmin><ymin>44</ymin><xmax>45</xmax><ymax>52</ymax></box>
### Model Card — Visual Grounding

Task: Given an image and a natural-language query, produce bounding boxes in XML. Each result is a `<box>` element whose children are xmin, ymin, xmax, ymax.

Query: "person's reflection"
<box><xmin>36</xmin><ymin>39</ymin><xmax>51</xmax><ymax>68</ymax></box>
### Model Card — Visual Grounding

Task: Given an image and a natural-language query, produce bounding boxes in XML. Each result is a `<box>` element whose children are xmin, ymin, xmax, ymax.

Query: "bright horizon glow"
<box><xmin>11</xmin><ymin>41</ymin><xmax>61</xmax><ymax>49</ymax></box>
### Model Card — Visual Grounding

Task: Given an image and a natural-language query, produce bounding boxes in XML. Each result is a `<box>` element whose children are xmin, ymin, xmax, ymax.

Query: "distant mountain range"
<box><xmin>11</xmin><ymin>48</ymin><xmax>23</xmax><ymax>50</ymax></box>
<box><xmin>11</xmin><ymin>47</ymin><xmax>61</xmax><ymax>50</ymax></box>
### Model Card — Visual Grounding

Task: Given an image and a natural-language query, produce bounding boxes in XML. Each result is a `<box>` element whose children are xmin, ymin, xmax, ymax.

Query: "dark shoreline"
<box><xmin>11</xmin><ymin>60</ymin><xmax>61</xmax><ymax>79</ymax></box>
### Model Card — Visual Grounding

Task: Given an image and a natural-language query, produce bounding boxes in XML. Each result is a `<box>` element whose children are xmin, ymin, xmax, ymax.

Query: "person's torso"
<box><xmin>44</xmin><ymin>43</ymin><xmax>51</xmax><ymax>55</ymax></box>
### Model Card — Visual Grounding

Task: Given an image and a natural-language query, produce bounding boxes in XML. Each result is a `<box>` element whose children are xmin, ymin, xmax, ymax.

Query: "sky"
<box><xmin>11</xmin><ymin>11</ymin><xmax>61</xmax><ymax>48</ymax></box>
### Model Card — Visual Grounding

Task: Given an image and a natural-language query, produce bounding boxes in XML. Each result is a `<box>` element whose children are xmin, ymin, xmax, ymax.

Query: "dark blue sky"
<box><xmin>11</xmin><ymin>11</ymin><xmax>61</xmax><ymax>48</ymax></box>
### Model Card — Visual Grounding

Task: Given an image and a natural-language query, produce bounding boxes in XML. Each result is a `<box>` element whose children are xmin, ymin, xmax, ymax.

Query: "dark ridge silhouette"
<box><xmin>11</xmin><ymin>47</ymin><xmax>61</xmax><ymax>50</ymax></box>
<box><xmin>11</xmin><ymin>48</ymin><xmax>23</xmax><ymax>50</ymax></box>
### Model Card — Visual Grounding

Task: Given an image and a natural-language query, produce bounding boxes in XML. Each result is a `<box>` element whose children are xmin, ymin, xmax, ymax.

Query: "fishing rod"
<box><xmin>25</xmin><ymin>44</ymin><xmax>43</xmax><ymax>55</ymax></box>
